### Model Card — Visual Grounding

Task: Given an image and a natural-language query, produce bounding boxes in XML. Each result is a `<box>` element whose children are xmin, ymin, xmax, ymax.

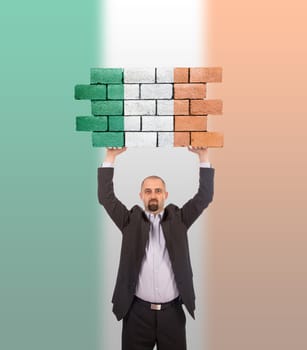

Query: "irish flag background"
<box><xmin>1</xmin><ymin>1</ymin><xmax>307</xmax><ymax>350</ymax></box>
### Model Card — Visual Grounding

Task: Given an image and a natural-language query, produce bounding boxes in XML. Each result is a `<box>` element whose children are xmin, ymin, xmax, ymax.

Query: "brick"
<box><xmin>141</xmin><ymin>84</ymin><xmax>173</xmax><ymax>99</ymax></box>
<box><xmin>174</xmin><ymin>83</ymin><xmax>206</xmax><ymax>99</ymax></box>
<box><xmin>125</xmin><ymin>132</ymin><xmax>157</xmax><ymax>147</ymax></box>
<box><xmin>124</xmin><ymin>116</ymin><xmax>141</xmax><ymax>131</ymax></box>
<box><xmin>76</xmin><ymin>116</ymin><xmax>108</xmax><ymax>131</ymax></box>
<box><xmin>190</xmin><ymin>67</ymin><xmax>222</xmax><ymax>83</ymax></box>
<box><xmin>142</xmin><ymin>116</ymin><xmax>173</xmax><ymax>131</ymax></box>
<box><xmin>91</xmin><ymin>68</ymin><xmax>123</xmax><ymax>84</ymax></box>
<box><xmin>175</xmin><ymin>116</ymin><xmax>207</xmax><ymax>131</ymax></box>
<box><xmin>174</xmin><ymin>100</ymin><xmax>189</xmax><ymax>115</ymax></box>
<box><xmin>156</xmin><ymin>67</ymin><xmax>174</xmax><ymax>83</ymax></box>
<box><xmin>124</xmin><ymin>84</ymin><xmax>139</xmax><ymax>99</ymax></box>
<box><xmin>124</xmin><ymin>100</ymin><xmax>156</xmax><ymax>116</ymax></box>
<box><xmin>124</xmin><ymin>68</ymin><xmax>155</xmax><ymax>83</ymax></box>
<box><xmin>190</xmin><ymin>99</ymin><xmax>223</xmax><ymax>115</ymax></box>
<box><xmin>157</xmin><ymin>100</ymin><xmax>174</xmax><ymax>115</ymax></box>
<box><xmin>109</xmin><ymin>116</ymin><xmax>124</xmax><ymax>131</ymax></box>
<box><xmin>174</xmin><ymin>68</ymin><xmax>189</xmax><ymax>83</ymax></box>
<box><xmin>74</xmin><ymin>85</ymin><xmax>106</xmax><ymax>100</ymax></box>
<box><xmin>174</xmin><ymin>132</ymin><xmax>190</xmax><ymax>146</ymax></box>
<box><xmin>92</xmin><ymin>101</ymin><xmax>123</xmax><ymax>115</ymax></box>
<box><xmin>107</xmin><ymin>84</ymin><xmax>124</xmax><ymax>100</ymax></box>
<box><xmin>158</xmin><ymin>132</ymin><xmax>174</xmax><ymax>147</ymax></box>
<box><xmin>191</xmin><ymin>132</ymin><xmax>224</xmax><ymax>147</ymax></box>
<box><xmin>92</xmin><ymin>132</ymin><xmax>124</xmax><ymax>147</ymax></box>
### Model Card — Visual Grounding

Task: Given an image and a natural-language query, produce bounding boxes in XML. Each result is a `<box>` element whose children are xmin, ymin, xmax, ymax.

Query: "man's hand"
<box><xmin>188</xmin><ymin>146</ymin><xmax>209</xmax><ymax>163</ymax></box>
<box><xmin>104</xmin><ymin>147</ymin><xmax>127</xmax><ymax>163</ymax></box>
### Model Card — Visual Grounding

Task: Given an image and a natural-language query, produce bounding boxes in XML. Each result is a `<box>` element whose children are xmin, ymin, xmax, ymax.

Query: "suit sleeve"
<box><xmin>97</xmin><ymin>167</ymin><xmax>130</xmax><ymax>231</ymax></box>
<box><xmin>180</xmin><ymin>167</ymin><xmax>215</xmax><ymax>229</ymax></box>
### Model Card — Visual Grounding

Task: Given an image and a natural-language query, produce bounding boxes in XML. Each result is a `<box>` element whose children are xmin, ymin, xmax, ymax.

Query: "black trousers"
<box><xmin>122</xmin><ymin>297</ymin><xmax>187</xmax><ymax>350</ymax></box>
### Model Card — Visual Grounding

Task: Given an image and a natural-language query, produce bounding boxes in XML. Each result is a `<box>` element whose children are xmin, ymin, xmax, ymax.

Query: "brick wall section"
<box><xmin>74</xmin><ymin>67</ymin><xmax>223</xmax><ymax>147</ymax></box>
<box><xmin>173</xmin><ymin>67</ymin><xmax>223</xmax><ymax>147</ymax></box>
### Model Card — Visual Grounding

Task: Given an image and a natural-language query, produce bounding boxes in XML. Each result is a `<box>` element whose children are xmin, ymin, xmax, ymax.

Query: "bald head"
<box><xmin>140</xmin><ymin>175</ymin><xmax>166</xmax><ymax>191</ymax></box>
<box><xmin>139</xmin><ymin>175</ymin><xmax>168</xmax><ymax>214</ymax></box>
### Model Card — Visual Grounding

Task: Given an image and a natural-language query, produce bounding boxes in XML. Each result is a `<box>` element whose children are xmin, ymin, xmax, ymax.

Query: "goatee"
<box><xmin>148</xmin><ymin>200</ymin><xmax>158</xmax><ymax>212</ymax></box>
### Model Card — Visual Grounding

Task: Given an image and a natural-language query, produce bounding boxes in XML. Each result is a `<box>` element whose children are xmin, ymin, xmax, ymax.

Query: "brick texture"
<box><xmin>174</xmin><ymin>68</ymin><xmax>189</xmax><ymax>83</ymax></box>
<box><xmin>174</xmin><ymin>132</ymin><xmax>190</xmax><ymax>146</ymax></box>
<box><xmin>175</xmin><ymin>116</ymin><xmax>207</xmax><ymax>131</ymax></box>
<box><xmin>174</xmin><ymin>100</ymin><xmax>189</xmax><ymax>115</ymax></box>
<box><xmin>92</xmin><ymin>101</ymin><xmax>124</xmax><ymax>116</ymax></box>
<box><xmin>92</xmin><ymin>132</ymin><xmax>124</xmax><ymax>147</ymax></box>
<box><xmin>190</xmin><ymin>99</ymin><xmax>223</xmax><ymax>115</ymax></box>
<box><xmin>75</xmin><ymin>85</ymin><xmax>106</xmax><ymax>100</ymax></box>
<box><xmin>190</xmin><ymin>67</ymin><xmax>222</xmax><ymax>83</ymax></box>
<box><xmin>107</xmin><ymin>84</ymin><xmax>124</xmax><ymax>100</ymax></box>
<box><xmin>75</xmin><ymin>67</ymin><xmax>223</xmax><ymax>148</ymax></box>
<box><xmin>76</xmin><ymin>116</ymin><xmax>108</xmax><ymax>131</ymax></box>
<box><xmin>174</xmin><ymin>84</ymin><xmax>206</xmax><ymax>99</ymax></box>
<box><xmin>91</xmin><ymin>68</ymin><xmax>123</xmax><ymax>84</ymax></box>
<box><xmin>191</xmin><ymin>132</ymin><xmax>224</xmax><ymax>147</ymax></box>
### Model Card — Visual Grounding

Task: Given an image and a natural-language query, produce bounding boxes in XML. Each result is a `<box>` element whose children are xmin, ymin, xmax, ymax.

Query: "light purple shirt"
<box><xmin>135</xmin><ymin>211</ymin><xmax>179</xmax><ymax>303</ymax></box>
<box><xmin>101</xmin><ymin>161</ymin><xmax>211</xmax><ymax>303</ymax></box>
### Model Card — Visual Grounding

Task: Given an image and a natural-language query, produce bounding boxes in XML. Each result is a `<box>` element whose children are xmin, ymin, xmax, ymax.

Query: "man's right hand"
<box><xmin>104</xmin><ymin>147</ymin><xmax>127</xmax><ymax>163</ymax></box>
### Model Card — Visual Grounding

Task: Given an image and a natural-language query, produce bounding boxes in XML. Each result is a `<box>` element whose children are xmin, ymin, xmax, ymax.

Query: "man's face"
<box><xmin>139</xmin><ymin>178</ymin><xmax>168</xmax><ymax>214</ymax></box>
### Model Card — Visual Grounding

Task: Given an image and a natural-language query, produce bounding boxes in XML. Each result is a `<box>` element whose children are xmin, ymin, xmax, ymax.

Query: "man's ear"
<box><xmin>139</xmin><ymin>192</ymin><xmax>143</xmax><ymax>200</ymax></box>
<box><xmin>165</xmin><ymin>191</ymin><xmax>169</xmax><ymax>200</ymax></box>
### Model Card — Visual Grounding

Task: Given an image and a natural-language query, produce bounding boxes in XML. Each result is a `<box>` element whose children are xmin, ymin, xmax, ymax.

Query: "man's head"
<box><xmin>139</xmin><ymin>176</ymin><xmax>168</xmax><ymax>215</ymax></box>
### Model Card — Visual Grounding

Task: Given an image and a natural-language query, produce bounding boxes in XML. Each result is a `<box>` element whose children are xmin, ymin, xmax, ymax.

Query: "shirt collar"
<box><xmin>145</xmin><ymin>210</ymin><xmax>164</xmax><ymax>221</ymax></box>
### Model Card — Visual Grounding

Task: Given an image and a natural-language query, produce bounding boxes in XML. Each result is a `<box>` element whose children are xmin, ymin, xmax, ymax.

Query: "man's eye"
<box><xmin>156</xmin><ymin>189</ymin><xmax>162</xmax><ymax>193</ymax></box>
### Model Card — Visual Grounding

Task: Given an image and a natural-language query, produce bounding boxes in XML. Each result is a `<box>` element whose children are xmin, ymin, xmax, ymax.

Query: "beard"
<box><xmin>148</xmin><ymin>200</ymin><xmax>159</xmax><ymax>212</ymax></box>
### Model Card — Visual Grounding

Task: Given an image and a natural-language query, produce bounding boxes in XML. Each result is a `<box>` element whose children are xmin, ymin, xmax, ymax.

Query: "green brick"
<box><xmin>74</xmin><ymin>84</ymin><xmax>106</xmax><ymax>100</ymax></box>
<box><xmin>92</xmin><ymin>132</ymin><xmax>124</xmax><ymax>147</ymax></box>
<box><xmin>91</xmin><ymin>68</ymin><xmax>123</xmax><ymax>84</ymax></box>
<box><xmin>92</xmin><ymin>101</ymin><xmax>123</xmax><ymax>116</ymax></box>
<box><xmin>76</xmin><ymin>116</ymin><xmax>108</xmax><ymax>131</ymax></box>
<box><xmin>107</xmin><ymin>84</ymin><xmax>124</xmax><ymax>100</ymax></box>
<box><xmin>109</xmin><ymin>116</ymin><xmax>124</xmax><ymax>131</ymax></box>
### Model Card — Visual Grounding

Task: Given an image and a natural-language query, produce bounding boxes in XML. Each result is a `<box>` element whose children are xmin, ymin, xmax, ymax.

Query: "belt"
<box><xmin>134</xmin><ymin>296</ymin><xmax>181</xmax><ymax>311</ymax></box>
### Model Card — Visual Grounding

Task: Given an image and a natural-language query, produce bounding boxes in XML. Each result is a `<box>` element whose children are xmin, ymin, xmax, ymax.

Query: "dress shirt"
<box><xmin>135</xmin><ymin>211</ymin><xmax>179</xmax><ymax>303</ymax></box>
<box><xmin>100</xmin><ymin>161</ymin><xmax>211</xmax><ymax>303</ymax></box>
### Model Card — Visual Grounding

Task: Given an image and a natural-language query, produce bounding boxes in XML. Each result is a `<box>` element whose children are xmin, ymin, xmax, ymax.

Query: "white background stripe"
<box><xmin>99</xmin><ymin>0</ymin><xmax>208</xmax><ymax>349</ymax></box>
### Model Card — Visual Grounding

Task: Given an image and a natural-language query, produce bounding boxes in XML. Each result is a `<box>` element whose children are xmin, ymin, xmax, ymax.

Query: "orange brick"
<box><xmin>190</xmin><ymin>67</ymin><xmax>222</xmax><ymax>83</ymax></box>
<box><xmin>191</xmin><ymin>132</ymin><xmax>224</xmax><ymax>147</ymax></box>
<box><xmin>174</xmin><ymin>132</ymin><xmax>190</xmax><ymax>146</ymax></box>
<box><xmin>174</xmin><ymin>83</ymin><xmax>206</xmax><ymax>99</ymax></box>
<box><xmin>174</xmin><ymin>100</ymin><xmax>189</xmax><ymax>115</ymax></box>
<box><xmin>175</xmin><ymin>116</ymin><xmax>207</xmax><ymax>131</ymax></box>
<box><xmin>174</xmin><ymin>68</ymin><xmax>189</xmax><ymax>83</ymax></box>
<box><xmin>191</xmin><ymin>99</ymin><xmax>223</xmax><ymax>115</ymax></box>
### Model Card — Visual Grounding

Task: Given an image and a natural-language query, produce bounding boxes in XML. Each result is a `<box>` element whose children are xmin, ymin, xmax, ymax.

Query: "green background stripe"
<box><xmin>0</xmin><ymin>1</ymin><xmax>103</xmax><ymax>350</ymax></box>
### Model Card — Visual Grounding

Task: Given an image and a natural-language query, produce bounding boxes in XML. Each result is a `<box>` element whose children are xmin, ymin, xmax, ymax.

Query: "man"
<box><xmin>98</xmin><ymin>146</ymin><xmax>214</xmax><ymax>350</ymax></box>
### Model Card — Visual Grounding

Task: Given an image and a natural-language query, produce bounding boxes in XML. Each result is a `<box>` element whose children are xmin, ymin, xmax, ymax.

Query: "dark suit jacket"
<box><xmin>98</xmin><ymin>166</ymin><xmax>214</xmax><ymax>321</ymax></box>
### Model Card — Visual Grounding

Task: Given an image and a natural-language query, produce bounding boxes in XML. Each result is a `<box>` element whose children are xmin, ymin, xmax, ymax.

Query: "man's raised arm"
<box><xmin>180</xmin><ymin>147</ymin><xmax>215</xmax><ymax>229</ymax></box>
<box><xmin>97</xmin><ymin>147</ymin><xmax>129</xmax><ymax>231</ymax></box>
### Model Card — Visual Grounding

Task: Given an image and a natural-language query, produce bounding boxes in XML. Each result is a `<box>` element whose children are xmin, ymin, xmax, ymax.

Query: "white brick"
<box><xmin>125</xmin><ymin>132</ymin><xmax>157</xmax><ymax>147</ymax></box>
<box><xmin>156</xmin><ymin>67</ymin><xmax>174</xmax><ymax>83</ymax></box>
<box><xmin>157</xmin><ymin>100</ymin><xmax>174</xmax><ymax>115</ymax></box>
<box><xmin>158</xmin><ymin>132</ymin><xmax>174</xmax><ymax>147</ymax></box>
<box><xmin>141</xmin><ymin>84</ymin><xmax>173</xmax><ymax>99</ymax></box>
<box><xmin>124</xmin><ymin>68</ymin><xmax>155</xmax><ymax>83</ymax></box>
<box><xmin>124</xmin><ymin>116</ymin><xmax>141</xmax><ymax>131</ymax></box>
<box><xmin>142</xmin><ymin>116</ymin><xmax>173</xmax><ymax>131</ymax></box>
<box><xmin>124</xmin><ymin>100</ymin><xmax>156</xmax><ymax>115</ymax></box>
<box><xmin>124</xmin><ymin>84</ymin><xmax>139</xmax><ymax>99</ymax></box>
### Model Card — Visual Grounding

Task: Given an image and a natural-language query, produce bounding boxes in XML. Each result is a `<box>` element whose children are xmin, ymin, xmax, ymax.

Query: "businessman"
<box><xmin>98</xmin><ymin>147</ymin><xmax>215</xmax><ymax>350</ymax></box>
